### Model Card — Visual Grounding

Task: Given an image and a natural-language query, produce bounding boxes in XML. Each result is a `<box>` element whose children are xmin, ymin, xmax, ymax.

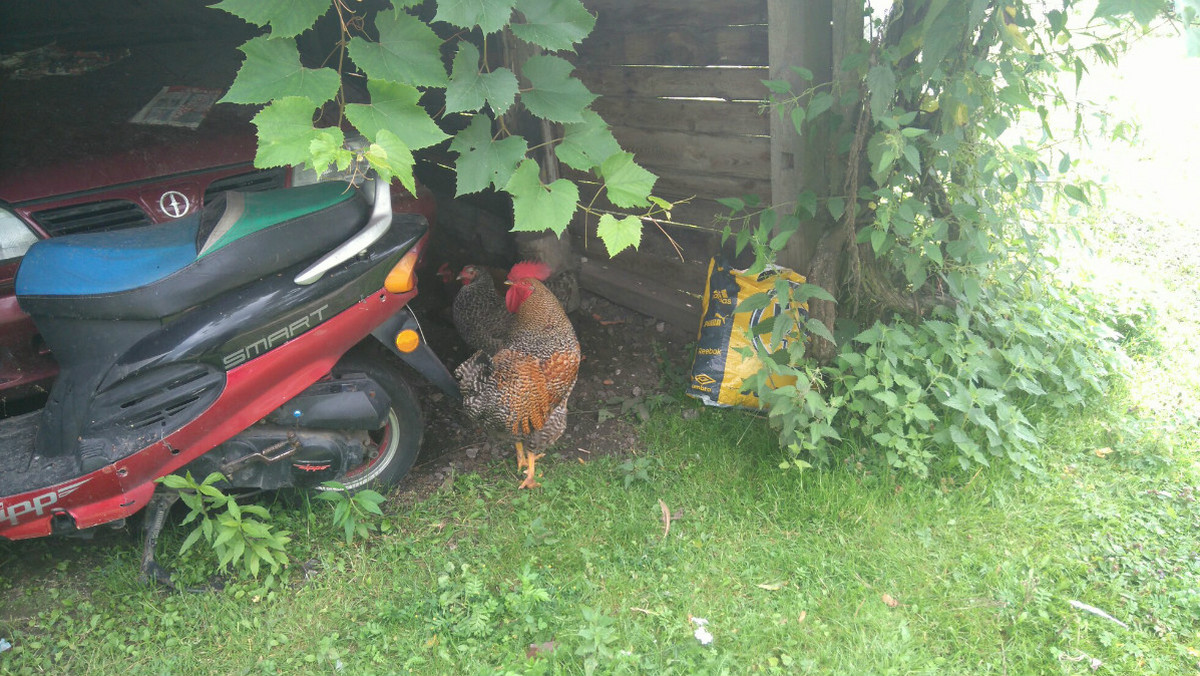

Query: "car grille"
<box><xmin>32</xmin><ymin>199</ymin><xmax>152</xmax><ymax>237</ymax></box>
<box><xmin>204</xmin><ymin>167</ymin><xmax>287</xmax><ymax>200</ymax></box>
<box><xmin>28</xmin><ymin>168</ymin><xmax>289</xmax><ymax>237</ymax></box>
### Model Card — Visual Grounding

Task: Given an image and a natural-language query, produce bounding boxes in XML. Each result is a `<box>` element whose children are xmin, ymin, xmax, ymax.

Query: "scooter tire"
<box><xmin>312</xmin><ymin>349</ymin><xmax>423</xmax><ymax>494</ymax></box>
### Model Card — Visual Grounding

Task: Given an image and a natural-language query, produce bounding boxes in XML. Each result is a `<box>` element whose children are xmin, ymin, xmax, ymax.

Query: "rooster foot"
<box><xmin>518</xmin><ymin>452</ymin><xmax>545</xmax><ymax>489</ymax></box>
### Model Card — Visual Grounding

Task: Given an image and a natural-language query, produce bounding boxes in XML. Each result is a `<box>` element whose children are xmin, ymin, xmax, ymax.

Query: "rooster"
<box><xmin>452</xmin><ymin>265</ymin><xmax>512</xmax><ymax>355</ymax></box>
<box><xmin>455</xmin><ymin>261</ymin><xmax>580</xmax><ymax>489</ymax></box>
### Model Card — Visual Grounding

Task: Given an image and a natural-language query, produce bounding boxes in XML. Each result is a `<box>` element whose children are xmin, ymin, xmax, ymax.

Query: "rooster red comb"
<box><xmin>508</xmin><ymin>261</ymin><xmax>552</xmax><ymax>282</ymax></box>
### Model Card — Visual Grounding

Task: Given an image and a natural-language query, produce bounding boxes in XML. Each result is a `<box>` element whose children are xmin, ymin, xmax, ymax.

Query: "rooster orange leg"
<box><xmin>516</xmin><ymin>441</ymin><xmax>528</xmax><ymax>470</ymax></box>
<box><xmin>518</xmin><ymin>445</ymin><xmax>544</xmax><ymax>490</ymax></box>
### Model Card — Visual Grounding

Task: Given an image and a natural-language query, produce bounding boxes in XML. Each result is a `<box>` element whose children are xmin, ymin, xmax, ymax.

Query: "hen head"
<box><xmin>457</xmin><ymin>264</ymin><xmax>483</xmax><ymax>282</ymax></box>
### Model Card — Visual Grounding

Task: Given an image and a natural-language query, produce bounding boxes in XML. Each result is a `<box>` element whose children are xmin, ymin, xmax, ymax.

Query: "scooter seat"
<box><xmin>16</xmin><ymin>182</ymin><xmax>368</xmax><ymax>320</ymax></box>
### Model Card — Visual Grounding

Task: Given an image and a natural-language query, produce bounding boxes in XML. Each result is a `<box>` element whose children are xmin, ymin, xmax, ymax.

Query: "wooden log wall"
<box><xmin>569</xmin><ymin>0</ymin><xmax>771</xmax><ymax>266</ymax></box>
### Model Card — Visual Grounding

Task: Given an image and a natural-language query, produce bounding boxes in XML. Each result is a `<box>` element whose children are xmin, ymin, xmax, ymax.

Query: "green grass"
<box><xmin>3</xmin><ymin>391</ymin><xmax>1200</xmax><ymax>674</ymax></box>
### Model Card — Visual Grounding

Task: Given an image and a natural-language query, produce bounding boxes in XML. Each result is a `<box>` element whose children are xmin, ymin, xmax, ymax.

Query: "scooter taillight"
<box><xmin>384</xmin><ymin>248</ymin><xmax>420</xmax><ymax>294</ymax></box>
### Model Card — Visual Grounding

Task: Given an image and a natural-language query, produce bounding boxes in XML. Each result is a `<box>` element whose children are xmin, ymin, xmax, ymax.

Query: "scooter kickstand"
<box><xmin>139</xmin><ymin>488</ymin><xmax>180</xmax><ymax>589</ymax></box>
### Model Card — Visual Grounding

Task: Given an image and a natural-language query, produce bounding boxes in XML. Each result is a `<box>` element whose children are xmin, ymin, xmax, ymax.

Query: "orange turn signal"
<box><xmin>384</xmin><ymin>249</ymin><xmax>420</xmax><ymax>293</ymax></box>
<box><xmin>394</xmin><ymin>329</ymin><xmax>420</xmax><ymax>353</ymax></box>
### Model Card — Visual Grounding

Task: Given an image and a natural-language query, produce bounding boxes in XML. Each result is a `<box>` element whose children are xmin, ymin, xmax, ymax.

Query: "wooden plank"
<box><xmin>583</xmin><ymin>0</ymin><xmax>768</xmax><ymax>27</ymax></box>
<box><xmin>579</xmin><ymin>258</ymin><xmax>703</xmax><ymax>337</ymax></box>
<box><xmin>608</xmin><ymin>126</ymin><xmax>771</xmax><ymax>180</ymax></box>
<box><xmin>591</xmin><ymin>97</ymin><xmax>769</xmax><ymax>136</ymax></box>
<box><xmin>577</xmin><ymin>65</ymin><xmax>769</xmax><ymax>101</ymax></box>
<box><xmin>648</xmin><ymin>170</ymin><xmax>771</xmax><ymax>203</ymax></box>
<box><xmin>578</xmin><ymin>25</ymin><xmax>768</xmax><ymax>67</ymax></box>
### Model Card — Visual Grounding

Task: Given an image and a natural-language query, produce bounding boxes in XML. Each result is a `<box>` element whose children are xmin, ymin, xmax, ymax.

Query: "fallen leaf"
<box><xmin>756</xmin><ymin>581</ymin><xmax>786</xmax><ymax>591</ymax></box>
<box><xmin>578</xmin><ymin>458</ymin><xmax>587</xmax><ymax>464</ymax></box>
<box><xmin>881</xmin><ymin>593</ymin><xmax>900</xmax><ymax>608</ymax></box>
<box><xmin>526</xmin><ymin>641</ymin><xmax>559</xmax><ymax>659</ymax></box>
<box><xmin>1094</xmin><ymin>447</ymin><xmax>1114</xmax><ymax>458</ymax></box>
<box><xmin>658</xmin><ymin>499</ymin><xmax>671</xmax><ymax>538</ymax></box>
<box><xmin>602</xmin><ymin>379</ymin><xmax>615</xmax><ymax>386</ymax></box>
<box><xmin>798</xmin><ymin>610</ymin><xmax>807</xmax><ymax>624</ymax></box>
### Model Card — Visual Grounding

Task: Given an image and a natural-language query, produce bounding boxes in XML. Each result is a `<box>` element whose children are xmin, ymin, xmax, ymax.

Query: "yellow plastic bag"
<box><xmin>688</xmin><ymin>258</ymin><xmax>808</xmax><ymax>409</ymax></box>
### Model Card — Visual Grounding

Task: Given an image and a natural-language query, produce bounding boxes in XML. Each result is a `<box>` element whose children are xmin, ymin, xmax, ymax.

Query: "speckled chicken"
<box><xmin>452</xmin><ymin>265</ymin><xmax>512</xmax><ymax>355</ymax></box>
<box><xmin>455</xmin><ymin>262</ymin><xmax>581</xmax><ymax>489</ymax></box>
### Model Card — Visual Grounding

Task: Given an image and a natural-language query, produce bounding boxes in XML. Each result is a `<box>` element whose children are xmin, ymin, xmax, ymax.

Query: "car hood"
<box><xmin>0</xmin><ymin>39</ymin><xmax>261</xmax><ymax>204</ymax></box>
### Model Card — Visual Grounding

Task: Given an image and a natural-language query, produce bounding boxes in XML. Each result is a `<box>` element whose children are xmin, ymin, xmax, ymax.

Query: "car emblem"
<box><xmin>159</xmin><ymin>190</ymin><xmax>190</xmax><ymax>218</ymax></box>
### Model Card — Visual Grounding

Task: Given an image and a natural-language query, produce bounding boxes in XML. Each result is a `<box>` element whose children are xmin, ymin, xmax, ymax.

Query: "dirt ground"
<box><xmin>401</xmin><ymin>277</ymin><xmax>694</xmax><ymax>499</ymax></box>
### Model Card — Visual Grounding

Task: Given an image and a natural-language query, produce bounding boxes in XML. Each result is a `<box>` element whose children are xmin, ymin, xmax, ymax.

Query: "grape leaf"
<box><xmin>251</xmin><ymin>96</ymin><xmax>326</xmax><ymax>167</ymax></box>
<box><xmin>214</xmin><ymin>0</ymin><xmax>329</xmax><ymax>38</ymax></box>
<box><xmin>345</xmin><ymin>80</ymin><xmax>449</xmax><ymax>151</ymax></box>
<box><xmin>365</xmin><ymin>129</ymin><xmax>417</xmax><ymax>196</ymax></box>
<box><xmin>449</xmin><ymin>115</ymin><xmax>529</xmax><ymax>195</ymax></box>
<box><xmin>434</xmin><ymin>0</ymin><xmax>516</xmax><ymax>34</ymax></box>
<box><xmin>347</xmin><ymin>12</ymin><xmax>448</xmax><ymax>88</ymax></box>
<box><xmin>308</xmin><ymin>127</ymin><xmax>351</xmax><ymax>175</ymax></box>
<box><xmin>221</xmin><ymin>36</ymin><xmax>340</xmax><ymax>105</ymax></box>
<box><xmin>1094</xmin><ymin>0</ymin><xmax>1166</xmax><ymax>26</ymax></box>
<box><xmin>519</xmin><ymin>54</ymin><xmax>596</xmax><ymax>123</ymax></box>
<box><xmin>556</xmin><ymin>110</ymin><xmax>621</xmax><ymax>171</ymax></box>
<box><xmin>596</xmin><ymin>213</ymin><xmax>642</xmax><ymax>256</ymax></box>
<box><xmin>600</xmin><ymin>152</ymin><xmax>657</xmax><ymax>208</ymax></box>
<box><xmin>505</xmin><ymin>159</ymin><xmax>579</xmax><ymax>235</ymax></box>
<box><xmin>445</xmin><ymin>43</ymin><xmax>520</xmax><ymax>116</ymax></box>
<box><xmin>866</xmin><ymin>63</ymin><xmax>896</xmax><ymax>119</ymax></box>
<box><xmin>511</xmin><ymin>0</ymin><xmax>596</xmax><ymax>52</ymax></box>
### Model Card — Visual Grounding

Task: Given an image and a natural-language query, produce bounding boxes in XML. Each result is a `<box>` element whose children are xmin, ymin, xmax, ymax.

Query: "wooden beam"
<box><xmin>768</xmin><ymin>0</ymin><xmax>834</xmax><ymax>273</ymax></box>
<box><xmin>591</xmin><ymin>97</ymin><xmax>769</xmax><ymax>136</ymax></box>
<box><xmin>577</xmin><ymin>24</ymin><xmax>768</xmax><ymax>67</ymax></box>
<box><xmin>583</xmin><ymin>0</ymin><xmax>768</xmax><ymax>27</ymax></box>
<box><xmin>608</xmin><ymin>126</ymin><xmax>772</xmax><ymax>180</ymax></box>
<box><xmin>579</xmin><ymin>258</ymin><xmax>703</xmax><ymax>338</ymax></box>
<box><xmin>577</xmin><ymin>65</ymin><xmax>769</xmax><ymax>101</ymax></box>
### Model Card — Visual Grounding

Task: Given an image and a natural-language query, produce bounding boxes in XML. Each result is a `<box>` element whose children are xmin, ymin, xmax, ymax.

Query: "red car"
<box><xmin>0</xmin><ymin>7</ymin><xmax>435</xmax><ymax>409</ymax></box>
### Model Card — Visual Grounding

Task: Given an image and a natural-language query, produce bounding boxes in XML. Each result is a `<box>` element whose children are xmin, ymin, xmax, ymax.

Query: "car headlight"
<box><xmin>291</xmin><ymin>135</ymin><xmax>372</xmax><ymax>187</ymax></box>
<box><xmin>0</xmin><ymin>208</ymin><xmax>39</xmax><ymax>261</ymax></box>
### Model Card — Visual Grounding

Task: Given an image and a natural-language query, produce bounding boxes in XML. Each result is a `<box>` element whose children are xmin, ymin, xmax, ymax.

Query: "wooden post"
<box><xmin>769</xmin><ymin>0</ymin><xmax>834</xmax><ymax>274</ymax></box>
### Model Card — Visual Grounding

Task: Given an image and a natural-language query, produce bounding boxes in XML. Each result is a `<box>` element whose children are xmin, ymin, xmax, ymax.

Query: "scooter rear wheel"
<box><xmin>313</xmin><ymin>349</ymin><xmax>423</xmax><ymax>493</ymax></box>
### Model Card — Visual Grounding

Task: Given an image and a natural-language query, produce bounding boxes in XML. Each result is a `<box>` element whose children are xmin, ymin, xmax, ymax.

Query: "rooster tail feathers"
<box><xmin>508</xmin><ymin>260</ymin><xmax>552</xmax><ymax>282</ymax></box>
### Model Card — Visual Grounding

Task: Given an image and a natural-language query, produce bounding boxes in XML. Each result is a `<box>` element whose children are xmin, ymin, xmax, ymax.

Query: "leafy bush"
<box><xmin>748</xmin><ymin>276</ymin><xmax>1130</xmax><ymax>477</ymax></box>
<box><xmin>158</xmin><ymin>472</ymin><xmax>291</xmax><ymax>580</ymax></box>
<box><xmin>316</xmin><ymin>481</ymin><xmax>387</xmax><ymax>544</ymax></box>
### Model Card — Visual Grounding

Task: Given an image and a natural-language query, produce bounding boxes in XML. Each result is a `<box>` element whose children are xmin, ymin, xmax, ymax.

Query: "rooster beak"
<box><xmin>504</xmin><ymin>279</ymin><xmax>514</xmax><ymax>286</ymax></box>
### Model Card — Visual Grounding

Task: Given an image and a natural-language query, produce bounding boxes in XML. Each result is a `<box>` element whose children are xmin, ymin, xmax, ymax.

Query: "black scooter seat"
<box><xmin>16</xmin><ymin>182</ymin><xmax>369</xmax><ymax>320</ymax></box>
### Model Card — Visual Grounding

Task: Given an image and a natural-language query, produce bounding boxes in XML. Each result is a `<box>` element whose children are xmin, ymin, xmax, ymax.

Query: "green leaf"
<box><xmin>804</xmin><ymin>318</ymin><xmax>836</xmax><ymax>344</ymax></box>
<box><xmin>599</xmin><ymin>152</ymin><xmax>657</xmax><ymax>208</ymax></box>
<box><xmin>866</xmin><ymin>64</ymin><xmax>896</xmax><ymax>119</ymax></box>
<box><xmin>309</xmin><ymin>128</ymin><xmax>351</xmax><ymax>176</ymax></box>
<box><xmin>252</xmin><ymin>97</ymin><xmax>324</xmax><ymax>168</ymax></box>
<box><xmin>365</xmin><ymin>130</ymin><xmax>417</xmax><ymax>196</ymax></box>
<box><xmin>1063</xmin><ymin>184</ymin><xmax>1089</xmax><ymax>204</ymax></box>
<box><xmin>449</xmin><ymin>115</ymin><xmax>529</xmax><ymax>195</ymax></box>
<box><xmin>221</xmin><ymin>37</ymin><xmax>340</xmax><ymax>105</ymax></box>
<box><xmin>214</xmin><ymin>0</ymin><xmax>329</xmax><ymax>38</ymax></box>
<box><xmin>827</xmin><ymin>196</ymin><xmax>846</xmax><ymax>220</ymax></box>
<box><xmin>796</xmin><ymin>283</ymin><xmax>836</xmax><ymax>303</ymax></box>
<box><xmin>520</xmin><ymin>54</ymin><xmax>597</xmax><ymax>123</ymax></box>
<box><xmin>345</xmin><ymin>79</ymin><xmax>449</xmax><ymax>151</ymax></box>
<box><xmin>446</xmin><ymin>43</ymin><xmax>520</xmax><ymax>116</ymax></box>
<box><xmin>347</xmin><ymin>12</ymin><xmax>448</xmax><ymax>88</ymax></box>
<box><xmin>872</xmin><ymin>389</ymin><xmax>900</xmax><ymax>407</ymax></box>
<box><xmin>504</xmin><ymin>159</ymin><xmax>579</xmax><ymax>235</ymax></box>
<box><xmin>807</xmin><ymin>92</ymin><xmax>834</xmax><ymax>120</ymax></box>
<box><xmin>179</xmin><ymin>527</ymin><xmax>204</xmax><ymax>555</ymax></box>
<box><xmin>434</xmin><ymin>0</ymin><xmax>516</xmax><ymax>34</ymax></box>
<box><xmin>853</xmin><ymin>374</ymin><xmax>880</xmax><ymax>392</ymax></box>
<box><xmin>511</xmin><ymin>0</ymin><xmax>596</xmax><ymax>51</ymax></box>
<box><xmin>596</xmin><ymin>214</ymin><xmax>643</xmax><ymax>256</ymax></box>
<box><xmin>1094</xmin><ymin>0</ymin><xmax>1166</xmax><ymax>25</ymax></box>
<box><xmin>556</xmin><ymin>110</ymin><xmax>622</xmax><ymax>171</ymax></box>
<box><xmin>911</xmin><ymin>402</ymin><xmax>937</xmax><ymax>423</ymax></box>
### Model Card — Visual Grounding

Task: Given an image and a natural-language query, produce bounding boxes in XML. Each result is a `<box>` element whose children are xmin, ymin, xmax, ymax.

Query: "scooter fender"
<box><xmin>372</xmin><ymin>306</ymin><xmax>461</xmax><ymax>403</ymax></box>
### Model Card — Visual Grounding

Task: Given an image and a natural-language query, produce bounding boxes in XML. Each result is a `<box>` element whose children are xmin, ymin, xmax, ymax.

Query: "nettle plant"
<box><xmin>727</xmin><ymin>0</ymin><xmax>1194</xmax><ymax>477</ymax></box>
<box><xmin>214</xmin><ymin>0</ymin><xmax>665</xmax><ymax>256</ymax></box>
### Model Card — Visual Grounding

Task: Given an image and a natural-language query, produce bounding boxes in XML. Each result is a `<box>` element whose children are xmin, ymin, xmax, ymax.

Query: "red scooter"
<box><xmin>0</xmin><ymin>176</ymin><xmax>458</xmax><ymax>582</ymax></box>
